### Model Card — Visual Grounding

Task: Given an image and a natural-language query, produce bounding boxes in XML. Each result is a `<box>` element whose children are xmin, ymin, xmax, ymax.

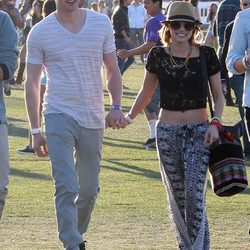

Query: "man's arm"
<box><xmin>25</xmin><ymin>63</ymin><xmax>48</xmax><ymax>156</ymax></box>
<box><xmin>103</xmin><ymin>51</ymin><xmax>126</xmax><ymax>129</ymax></box>
<box><xmin>226</xmin><ymin>13</ymin><xmax>248</xmax><ymax>74</ymax></box>
<box><xmin>0</xmin><ymin>12</ymin><xmax>18</xmax><ymax>80</ymax></box>
<box><xmin>25</xmin><ymin>63</ymin><xmax>42</xmax><ymax>129</ymax></box>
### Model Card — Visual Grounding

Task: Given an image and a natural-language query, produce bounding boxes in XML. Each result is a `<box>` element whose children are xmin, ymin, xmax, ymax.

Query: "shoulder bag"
<box><xmin>200</xmin><ymin>46</ymin><xmax>248</xmax><ymax>197</ymax></box>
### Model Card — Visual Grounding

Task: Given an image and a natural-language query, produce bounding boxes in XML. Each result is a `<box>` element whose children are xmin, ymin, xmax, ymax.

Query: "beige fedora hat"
<box><xmin>162</xmin><ymin>1</ymin><xmax>202</xmax><ymax>25</ymax></box>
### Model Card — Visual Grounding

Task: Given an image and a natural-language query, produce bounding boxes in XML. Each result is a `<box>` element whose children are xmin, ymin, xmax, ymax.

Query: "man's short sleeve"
<box><xmin>103</xmin><ymin>17</ymin><xmax>116</xmax><ymax>54</ymax></box>
<box><xmin>26</xmin><ymin>27</ymin><xmax>44</xmax><ymax>65</ymax></box>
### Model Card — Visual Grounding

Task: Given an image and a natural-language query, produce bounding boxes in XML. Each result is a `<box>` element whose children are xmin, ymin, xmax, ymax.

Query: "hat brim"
<box><xmin>161</xmin><ymin>19</ymin><xmax>202</xmax><ymax>26</ymax></box>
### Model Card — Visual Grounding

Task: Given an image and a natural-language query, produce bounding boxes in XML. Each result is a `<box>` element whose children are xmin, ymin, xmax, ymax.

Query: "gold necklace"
<box><xmin>168</xmin><ymin>46</ymin><xmax>192</xmax><ymax>68</ymax></box>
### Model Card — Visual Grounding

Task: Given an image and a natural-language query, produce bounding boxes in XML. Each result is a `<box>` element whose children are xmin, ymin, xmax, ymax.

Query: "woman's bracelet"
<box><xmin>125</xmin><ymin>113</ymin><xmax>133</xmax><ymax>124</ymax></box>
<box><xmin>210</xmin><ymin>119</ymin><xmax>222</xmax><ymax>132</ymax></box>
<box><xmin>211</xmin><ymin>116</ymin><xmax>222</xmax><ymax>123</ymax></box>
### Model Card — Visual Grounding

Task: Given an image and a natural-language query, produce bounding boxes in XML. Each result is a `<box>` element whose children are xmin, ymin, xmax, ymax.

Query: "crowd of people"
<box><xmin>0</xmin><ymin>0</ymin><xmax>250</xmax><ymax>249</ymax></box>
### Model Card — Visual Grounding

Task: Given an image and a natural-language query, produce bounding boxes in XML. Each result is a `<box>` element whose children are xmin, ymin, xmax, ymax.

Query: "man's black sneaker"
<box><xmin>16</xmin><ymin>145</ymin><xmax>35</xmax><ymax>154</ymax></box>
<box><xmin>142</xmin><ymin>138</ymin><xmax>156</xmax><ymax>150</ymax></box>
<box><xmin>79</xmin><ymin>241</ymin><xmax>86</xmax><ymax>250</ymax></box>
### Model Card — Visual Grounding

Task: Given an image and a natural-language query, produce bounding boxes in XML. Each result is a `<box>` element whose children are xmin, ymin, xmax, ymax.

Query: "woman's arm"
<box><xmin>128</xmin><ymin>71</ymin><xmax>158</xmax><ymax>119</ymax></box>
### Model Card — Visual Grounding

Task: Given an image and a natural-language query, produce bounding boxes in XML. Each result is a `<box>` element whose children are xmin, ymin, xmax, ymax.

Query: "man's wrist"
<box><xmin>31</xmin><ymin>127</ymin><xmax>41</xmax><ymax>135</ymax></box>
<box><xmin>110</xmin><ymin>104</ymin><xmax>121</xmax><ymax>110</ymax></box>
<box><xmin>242</xmin><ymin>56</ymin><xmax>250</xmax><ymax>69</ymax></box>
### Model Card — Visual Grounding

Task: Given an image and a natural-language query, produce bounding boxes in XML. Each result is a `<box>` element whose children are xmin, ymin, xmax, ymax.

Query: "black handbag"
<box><xmin>200</xmin><ymin>46</ymin><xmax>248</xmax><ymax>197</ymax></box>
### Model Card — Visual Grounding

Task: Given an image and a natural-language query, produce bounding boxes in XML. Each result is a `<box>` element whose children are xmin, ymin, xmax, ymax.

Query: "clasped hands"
<box><xmin>105</xmin><ymin>109</ymin><xmax>128</xmax><ymax>129</ymax></box>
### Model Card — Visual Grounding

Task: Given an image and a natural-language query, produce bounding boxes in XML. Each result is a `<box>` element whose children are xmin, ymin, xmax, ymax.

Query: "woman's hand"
<box><xmin>204</xmin><ymin>125</ymin><xmax>220</xmax><ymax>147</ymax></box>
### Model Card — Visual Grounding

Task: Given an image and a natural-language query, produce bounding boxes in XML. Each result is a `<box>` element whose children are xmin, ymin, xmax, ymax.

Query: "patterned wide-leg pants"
<box><xmin>157</xmin><ymin>122</ymin><xmax>210</xmax><ymax>250</ymax></box>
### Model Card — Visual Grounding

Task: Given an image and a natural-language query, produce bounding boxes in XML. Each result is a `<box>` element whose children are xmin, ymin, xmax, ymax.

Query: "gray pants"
<box><xmin>0</xmin><ymin>123</ymin><xmax>9</xmax><ymax>221</ymax></box>
<box><xmin>45</xmin><ymin>113</ymin><xmax>103</xmax><ymax>250</ymax></box>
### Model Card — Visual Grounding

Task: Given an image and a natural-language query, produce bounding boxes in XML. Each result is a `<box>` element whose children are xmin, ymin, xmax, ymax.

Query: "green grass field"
<box><xmin>0</xmin><ymin>63</ymin><xmax>249</xmax><ymax>249</ymax></box>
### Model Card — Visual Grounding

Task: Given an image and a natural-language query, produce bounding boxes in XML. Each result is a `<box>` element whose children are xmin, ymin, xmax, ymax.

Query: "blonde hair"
<box><xmin>159</xmin><ymin>24</ymin><xmax>203</xmax><ymax>46</ymax></box>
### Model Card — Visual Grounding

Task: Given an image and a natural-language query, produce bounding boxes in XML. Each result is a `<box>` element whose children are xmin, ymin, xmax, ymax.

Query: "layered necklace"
<box><xmin>168</xmin><ymin>45</ymin><xmax>192</xmax><ymax>69</ymax></box>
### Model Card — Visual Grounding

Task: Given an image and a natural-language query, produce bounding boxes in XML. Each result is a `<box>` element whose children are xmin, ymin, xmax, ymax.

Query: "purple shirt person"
<box><xmin>144</xmin><ymin>11</ymin><xmax>166</xmax><ymax>45</ymax></box>
<box><xmin>117</xmin><ymin>0</ymin><xmax>166</xmax><ymax>150</ymax></box>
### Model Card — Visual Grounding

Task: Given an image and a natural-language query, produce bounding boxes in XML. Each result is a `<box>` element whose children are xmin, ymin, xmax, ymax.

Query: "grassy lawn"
<box><xmin>0</xmin><ymin>62</ymin><xmax>249</xmax><ymax>250</ymax></box>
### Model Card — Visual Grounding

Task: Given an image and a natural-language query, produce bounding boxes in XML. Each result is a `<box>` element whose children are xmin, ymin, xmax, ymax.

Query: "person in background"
<box><xmin>15</xmin><ymin>0</ymin><xmax>43</xmax><ymax>87</ymax></box>
<box><xmin>128</xmin><ymin>0</ymin><xmax>148</xmax><ymax>64</ymax></box>
<box><xmin>25</xmin><ymin>1</ymin><xmax>126</xmax><ymax>249</ymax></box>
<box><xmin>216</xmin><ymin>0</ymin><xmax>241</xmax><ymax>106</ymax></box>
<box><xmin>98</xmin><ymin>0</ymin><xmax>109</xmax><ymax>16</ymax></box>
<box><xmin>204</xmin><ymin>3</ymin><xmax>218</xmax><ymax>52</ymax></box>
<box><xmin>15</xmin><ymin>0</ymin><xmax>34</xmax><ymax>86</ymax></box>
<box><xmin>0</xmin><ymin>0</ymin><xmax>24</xmax><ymax>28</ymax></box>
<box><xmin>90</xmin><ymin>2</ymin><xmax>98</xmax><ymax>11</ymax></box>
<box><xmin>217</xmin><ymin>0</ymin><xmax>240</xmax><ymax>51</ymax></box>
<box><xmin>42</xmin><ymin>0</ymin><xmax>56</xmax><ymax>16</ymax></box>
<box><xmin>125</xmin><ymin>2</ymin><xmax>224</xmax><ymax>249</ymax></box>
<box><xmin>189</xmin><ymin>0</ymin><xmax>201</xmax><ymax>22</ymax></box>
<box><xmin>0</xmin><ymin>10</ymin><xmax>19</xmax><ymax>221</ymax></box>
<box><xmin>112</xmin><ymin>0</ymin><xmax>134</xmax><ymax>76</ymax></box>
<box><xmin>226</xmin><ymin>8</ymin><xmax>250</xmax><ymax>153</ymax></box>
<box><xmin>111</xmin><ymin>0</ymin><xmax>119</xmax><ymax>15</ymax></box>
<box><xmin>221</xmin><ymin>0</ymin><xmax>250</xmax><ymax>160</ymax></box>
<box><xmin>0</xmin><ymin>0</ymin><xmax>24</xmax><ymax>94</ymax></box>
<box><xmin>118</xmin><ymin>0</ymin><xmax>165</xmax><ymax>149</ymax></box>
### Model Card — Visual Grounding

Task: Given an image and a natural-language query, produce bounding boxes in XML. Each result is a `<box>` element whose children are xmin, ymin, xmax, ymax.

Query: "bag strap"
<box><xmin>200</xmin><ymin>46</ymin><xmax>214</xmax><ymax>117</ymax></box>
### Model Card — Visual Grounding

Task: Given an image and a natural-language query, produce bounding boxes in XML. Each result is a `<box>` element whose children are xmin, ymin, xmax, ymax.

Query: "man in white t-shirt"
<box><xmin>25</xmin><ymin>1</ymin><xmax>126</xmax><ymax>249</ymax></box>
<box><xmin>128</xmin><ymin>0</ymin><xmax>148</xmax><ymax>63</ymax></box>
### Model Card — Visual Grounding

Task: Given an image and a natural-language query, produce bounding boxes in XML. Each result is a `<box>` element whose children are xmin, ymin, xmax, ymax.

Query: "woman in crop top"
<box><xmin>125</xmin><ymin>2</ymin><xmax>224</xmax><ymax>249</ymax></box>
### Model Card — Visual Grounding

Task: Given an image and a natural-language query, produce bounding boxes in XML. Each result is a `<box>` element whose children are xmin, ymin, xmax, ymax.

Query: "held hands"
<box><xmin>105</xmin><ymin>109</ymin><xmax>127</xmax><ymax>129</ymax></box>
<box><xmin>32</xmin><ymin>133</ymin><xmax>49</xmax><ymax>157</ymax></box>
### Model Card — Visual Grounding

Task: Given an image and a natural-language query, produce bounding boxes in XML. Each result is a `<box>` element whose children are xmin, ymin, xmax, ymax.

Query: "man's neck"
<box><xmin>55</xmin><ymin>8</ymin><xmax>86</xmax><ymax>34</ymax></box>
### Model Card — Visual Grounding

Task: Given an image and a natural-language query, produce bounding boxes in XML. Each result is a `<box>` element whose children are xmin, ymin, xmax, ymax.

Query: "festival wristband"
<box><xmin>111</xmin><ymin>104</ymin><xmax>121</xmax><ymax>110</ymax></box>
<box><xmin>242</xmin><ymin>56</ymin><xmax>250</xmax><ymax>69</ymax></box>
<box><xmin>125</xmin><ymin>113</ymin><xmax>133</xmax><ymax>124</ymax></box>
<box><xmin>31</xmin><ymin>127</ymin><xmax>41</xmax><ymax>135</ymax></box>
<box><xmin>210</xmin><ymin>120</ymin><xmax>222</xmax><ymax>132</ymax></box>
<box><xmin>211</xmin><ymin>116</ymin><xmax>222</xmax><ymax>123</ymax></box>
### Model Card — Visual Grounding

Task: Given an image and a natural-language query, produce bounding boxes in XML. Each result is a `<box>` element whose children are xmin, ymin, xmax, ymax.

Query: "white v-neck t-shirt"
<box><xmin>27</xmin><ymin>10</ymin><xmax>115</xmax><ymax>129</ymax></box>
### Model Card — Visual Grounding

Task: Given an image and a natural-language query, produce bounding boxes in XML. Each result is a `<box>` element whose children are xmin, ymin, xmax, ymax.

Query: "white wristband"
<box><xmin>242</xmin><ymin>56</ymin><xmax>250</xmax><ymax>69</ymax></box>
<box><xmin>31</xmin><ymin>127</ymin><xmax>41</xmax><ymax>135</ymax></box>
<box><xmin>125</xmin><ymin>113</ymin><xmax>133</xmax><ymax>124</ymax></box>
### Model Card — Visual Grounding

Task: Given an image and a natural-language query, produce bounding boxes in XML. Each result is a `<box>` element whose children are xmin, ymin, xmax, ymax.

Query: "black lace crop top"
<box><xmin>145</xmin><ymin>45</ymin><xmax>221</xmax><ymax>111</ymax></box>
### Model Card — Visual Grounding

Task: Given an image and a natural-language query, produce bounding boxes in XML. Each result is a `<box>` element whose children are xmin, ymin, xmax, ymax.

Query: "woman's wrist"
<box><xmin>125</xmin><ymin>113</ymin><xmax>133</xmax><ymax>124</ymax></box>
<box><xmin>210</xmin><ymin>117</ymin><xmax>222</xmax><ymax>132</ymax></box>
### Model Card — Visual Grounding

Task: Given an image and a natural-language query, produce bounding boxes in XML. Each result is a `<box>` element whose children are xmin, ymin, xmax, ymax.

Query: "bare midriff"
<box><xmin>159</xmin><ymin>108</ymin><xmax>208</xmax><ymax>125</ymax></box>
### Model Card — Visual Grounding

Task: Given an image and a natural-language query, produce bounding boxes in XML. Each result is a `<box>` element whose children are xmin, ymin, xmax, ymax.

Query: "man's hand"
<box><xmin>117</xmin><ymin>49</ymin><xmax>129</xmax><ymax>59</ymax></box>
<box><xmin>32</xmin><ymin>133</ymin><xmax>49</xmax><ymax>157</ymax></box>
<box><xmin>105</xmin><ymin>109</ymin><xmax>127</xmax><ymax>129</ymax></box>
